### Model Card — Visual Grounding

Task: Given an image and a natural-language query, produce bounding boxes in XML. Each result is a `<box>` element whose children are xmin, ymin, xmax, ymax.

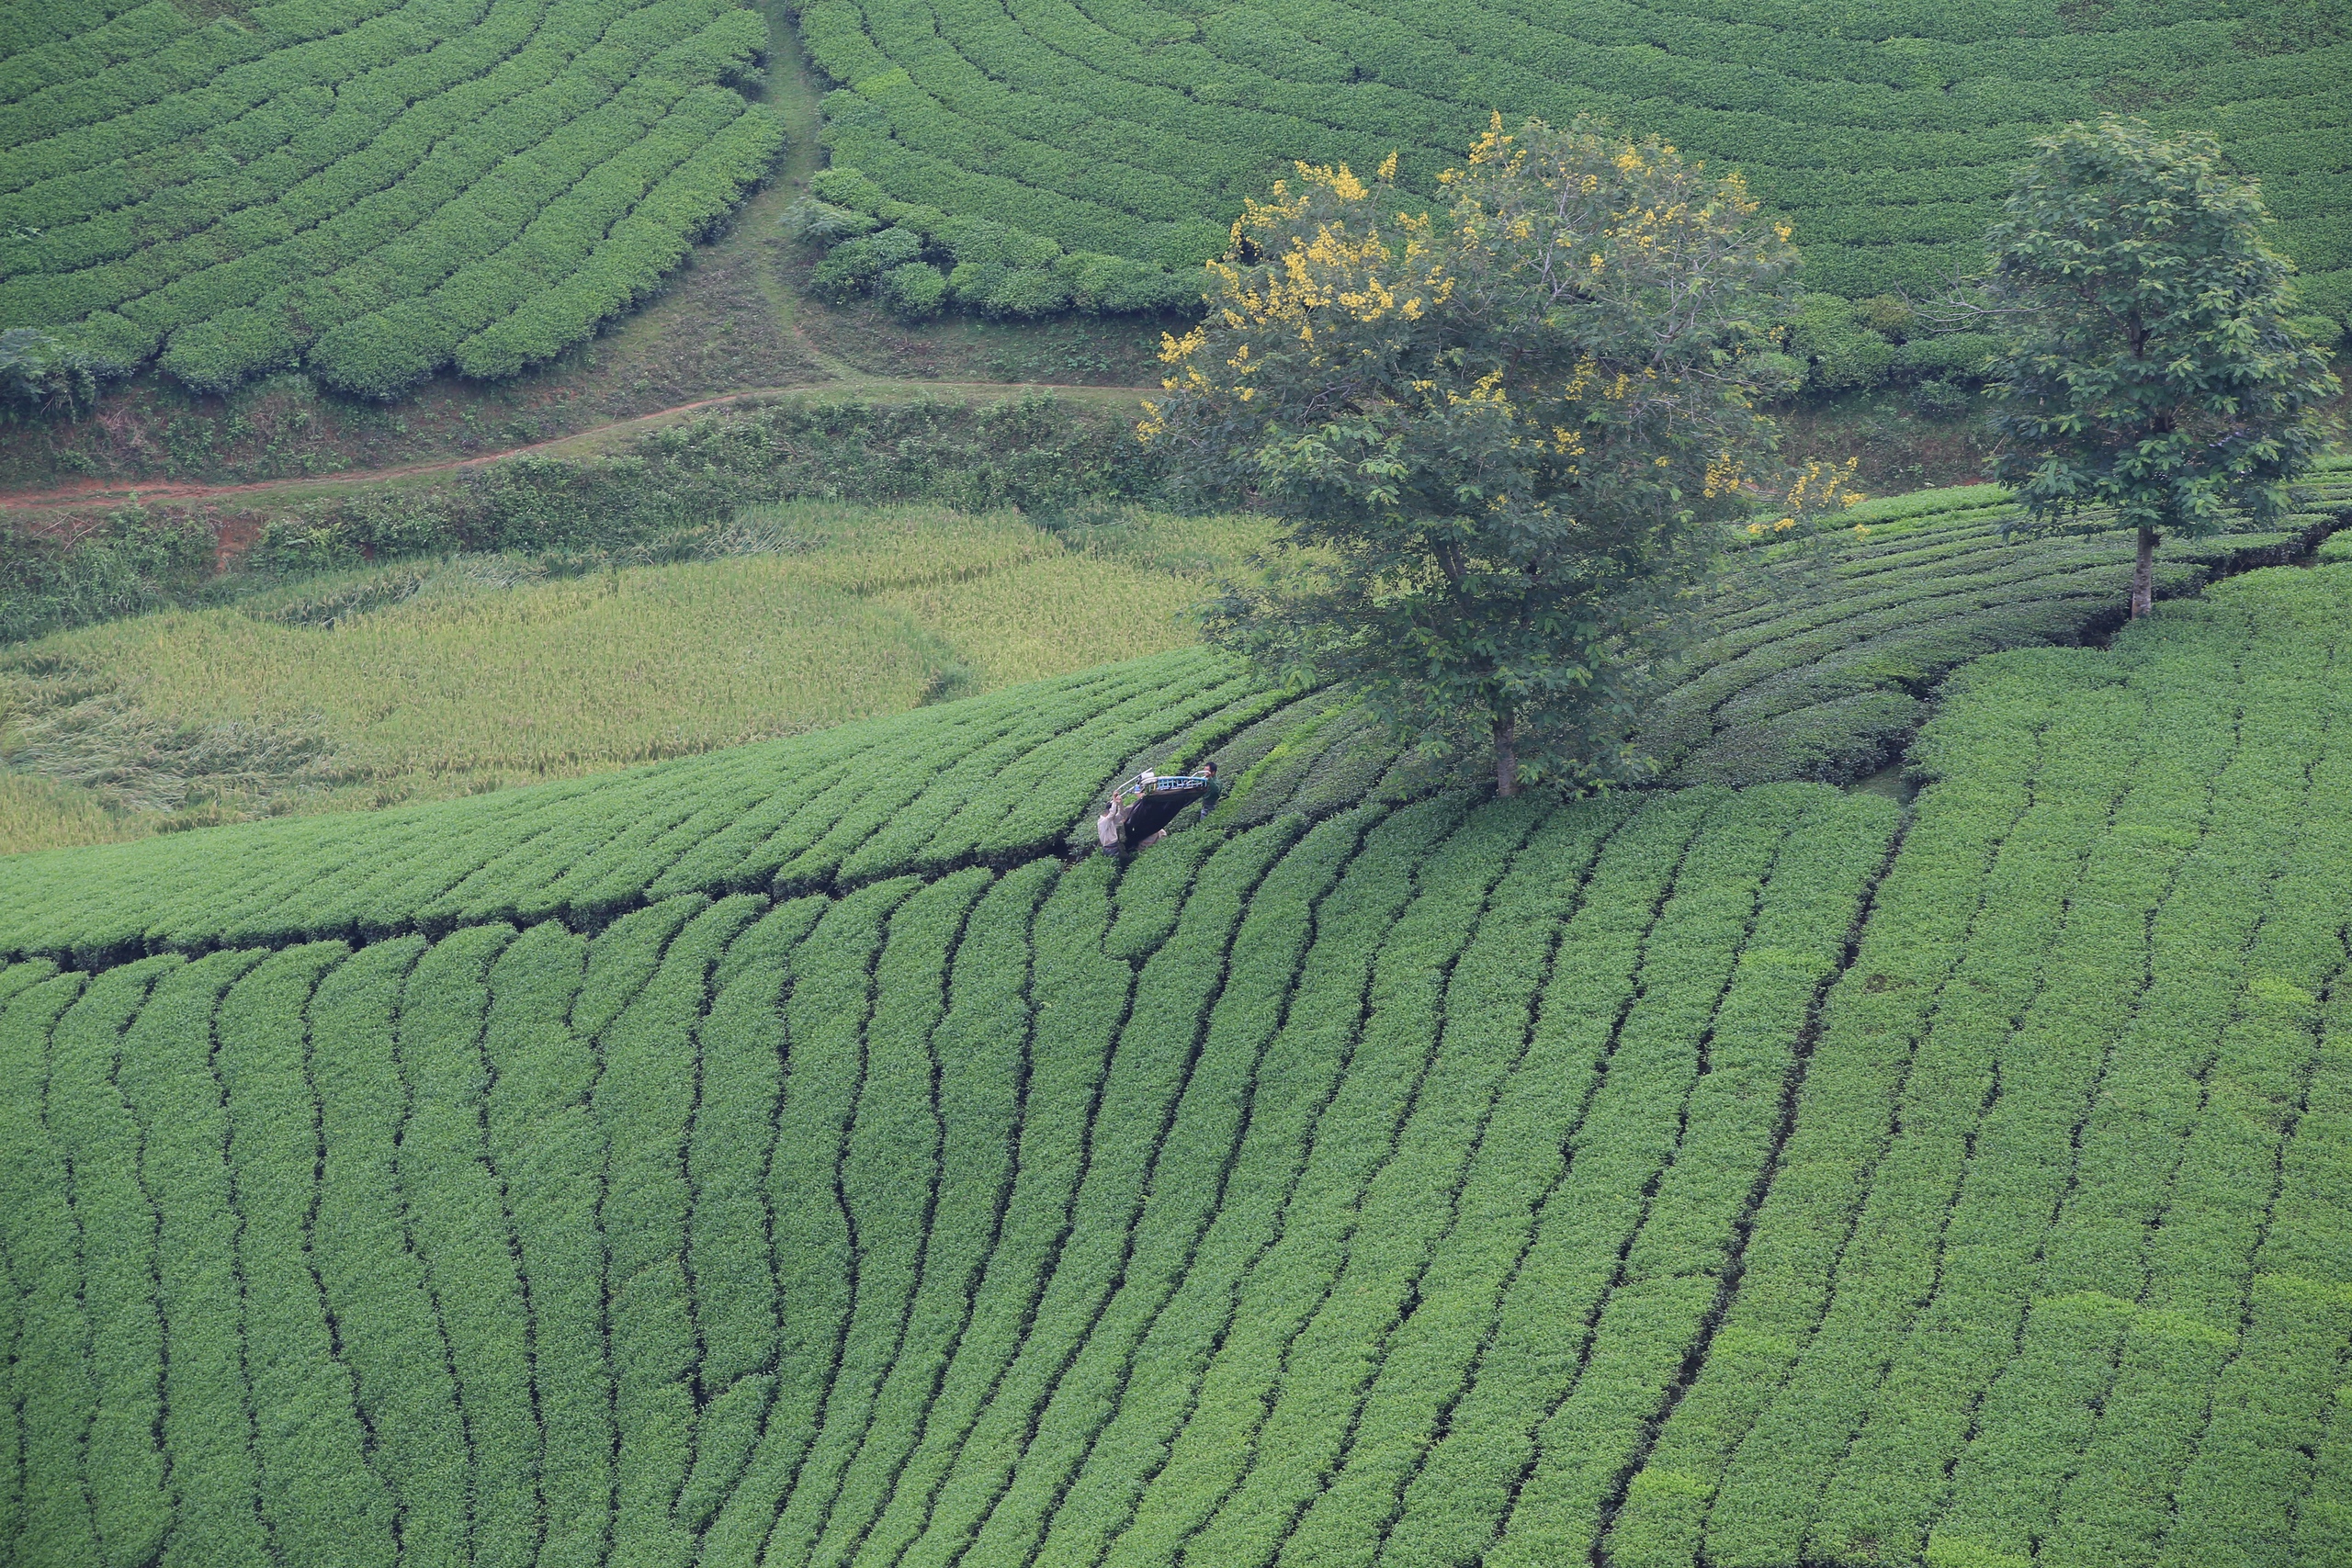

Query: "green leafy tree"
<box><xmin>1984</xmin><ymin>117</ymin><xmax>2340</xmax><ymax>617</ymax></box>
<box><xmin>1143</xmin><ymin>118</ymin><xmax>1800</xmax><ymax>795</ymax></box>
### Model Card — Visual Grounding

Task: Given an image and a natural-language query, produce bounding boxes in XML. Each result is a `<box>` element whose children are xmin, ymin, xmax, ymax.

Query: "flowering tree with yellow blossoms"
<box><xmin>1145</xmin><ymin>117</ymin><xmax>1804</xmax><ymax>795</ymax></box>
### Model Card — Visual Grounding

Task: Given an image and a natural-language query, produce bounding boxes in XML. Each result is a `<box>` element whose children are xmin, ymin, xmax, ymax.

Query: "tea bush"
<box><xmin>7</xmin><ymin>556</ymin><xmax>2352</xmax><ymax>1567</ymax></box>
<box><xmin>790</xmin><ymin>0</ymin><xmax>2352</xmax><ymax>330</ymax></box>
<box><xmin>0</xmin><ymin>0</ymin><xmax>784</xmax><ymax>394</ymax></box>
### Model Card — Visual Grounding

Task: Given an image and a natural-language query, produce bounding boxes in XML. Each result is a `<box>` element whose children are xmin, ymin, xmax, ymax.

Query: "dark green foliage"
<box><xmin>1160</xmin><ymin>129</ymin><xmax>1794</xmax><ymax>795</ymax></box>
<box><xmin>877</xmin><ymin>262</ymin><xmax>949</xmax><ymax>319</ymax></box>
<box><xmin>1983</xmin><ymin>117</ymin><xmax>2342</xmax><ymax>616</ymax></box>
<box><xmin>0</xmin><ymin>0</ymin><xmax>785</xmax><ymax>394</ymax></box>
<box><xmin>0</xmin><ymin>509</ymin><xmax>216</xmax><ymax>645</ymax></box>
<box><xmin>10</xmin><ymin>554</ymin><xmax>2352</xmax><ymax>1568</ymax></box>
<box><xmin>792</xmin><ymin>166</ymin><xmax>1197</xmax><ymax>320</ymax></box>
<box><xmin>794</xmin><ymin>0</ymin><xmax>2352</xmax><ymax>324</ymax></box>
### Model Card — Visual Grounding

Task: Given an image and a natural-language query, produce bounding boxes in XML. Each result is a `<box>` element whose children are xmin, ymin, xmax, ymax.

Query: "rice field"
<box><xmin>0</xmin><ymin>503</ymin><xmax>1264</xmax><ymax>852</ymax></box>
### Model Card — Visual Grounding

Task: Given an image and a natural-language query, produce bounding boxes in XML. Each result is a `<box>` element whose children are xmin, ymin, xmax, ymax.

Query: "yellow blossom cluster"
<box><xmin>1788</xmin><ymin>457</ymin><xmax>1865</xmax><ymax>513</ymax></box>
<box><xmin>1702</xmin><ymin>451</ymin><xmax>1746</xmax><ymax>499</ymax></box>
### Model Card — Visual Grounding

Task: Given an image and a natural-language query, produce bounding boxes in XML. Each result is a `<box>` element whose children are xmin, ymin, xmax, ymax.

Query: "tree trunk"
<box><xmin>2131</xmin><ymin>525</ymin><xmax>2156</xmax><ymax>619</ymax></box>
<box><xmin>1494</xmin><ymin>709</ymin><xmax>1519</xmax><ymax>798</ymax></box>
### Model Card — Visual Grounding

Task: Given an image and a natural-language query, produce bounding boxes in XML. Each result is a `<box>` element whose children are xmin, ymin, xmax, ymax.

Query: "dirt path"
<box><xmin>0</xmin><ymin>376</ymin><xmax>1159</xmax><ymax>519</ymax></box>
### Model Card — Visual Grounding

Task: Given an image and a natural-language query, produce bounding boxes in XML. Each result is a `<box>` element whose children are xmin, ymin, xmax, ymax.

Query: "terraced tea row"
<box><xmin>0</xmin><ymin>777</ymin><xmax>1898</xmax><ymax>1568</ymax></box>
<box><xmin>0</xmin><ymin>0</ymin><xmax>782</xmax><ymax>393</ymax></box>
<box><xmin>1642</xmin><ymin>464</ymin><xmax>2352</xmax><ymax>787</ymax></box>
<box><xmin>0</xmin><ymin>647</ymin><xmax>1282</xmax><ymax>964</ymax></box>
<box><xmin>1604</xmin><ymin>563</ymin><xmax>2352</xmax><ymax>1568</ymax></box>
<box><xmin>1208</xmin><ymin>468</ymin><xmax>2352</xmax><ymax>811</ymax></box>
<box><xmin>797</xmin><ymin>0</ymin><xmax>2352</xmax><ymax>319</ymax></box>
<box><xmin>8</xmin><ymin>560</ymin><xmax>2352</xmax><ymax>1566</ymax></box>
<box><xmin>10</xmin><ymin>475</ymin><xmax>2346</xmax><ymax>965</ymax></box>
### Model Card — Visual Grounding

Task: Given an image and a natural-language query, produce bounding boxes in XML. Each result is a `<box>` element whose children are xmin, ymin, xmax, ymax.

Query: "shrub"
<box><xmin>1911</xmin><ymin>378</ymin><xmax>1972</xmax><ymax>417</ymax></box>
<box><xmin>878</xmin><ymin>260</ymin><xmax>949</xmax><ymax>319</ymax></box>
<box><xmin>1787</xmin><ymin>294</ymin><xmax>1897</xmax><ymax>389</ymax></box>
<box><xmin>983</xmin><ymin>267</ymin><xmax>1076</xmax><ymax>318</ymax></box>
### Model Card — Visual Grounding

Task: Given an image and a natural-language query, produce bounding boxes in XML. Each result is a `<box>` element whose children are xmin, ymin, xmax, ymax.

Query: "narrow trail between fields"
<box><xmin>0</xmin><ymin>378</ymin><xmax>1161</xmax><ymax>520</ymax></box>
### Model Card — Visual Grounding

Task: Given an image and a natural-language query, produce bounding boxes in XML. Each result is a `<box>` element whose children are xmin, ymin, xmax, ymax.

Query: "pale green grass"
<box><xmin>0</xmin><ymin>773</ymin><xmax>142</xmax><ymax>856</ymax></box>
<box><xmin>2</xmin><ymin>502</ymin><xmax>1268</xmax><ymax>853</ymax></box>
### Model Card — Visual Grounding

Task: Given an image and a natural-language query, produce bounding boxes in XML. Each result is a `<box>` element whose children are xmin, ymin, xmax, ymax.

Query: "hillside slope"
<box><xmin>11</xmin><ymin>462</ymin><xmax>2346</xmax><ymax>870</ymax></box>
<box><xmin>0</xmin><ymin>0</ymin><xmax>783</xmax><ymax>394</ymax></box>
<box><xmin>797</xmin><ymin>0</ymin><xmax>2352</xmax><ymax>321</ymax></box>
<box><xmin>5</xmin><ymin>563</ymin><xmax>2352</xmax><ymax>1568</ymax></box>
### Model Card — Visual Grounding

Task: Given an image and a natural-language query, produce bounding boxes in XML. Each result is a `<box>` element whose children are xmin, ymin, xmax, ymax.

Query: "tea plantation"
<box><xmin>797</xmin><ymin>0</ymin><xmax>2352</xmax><ymax>322</ymax></box>
<box><xmin>5</xmin><ymin>493</ymin><xmax>2352</xmax><ymax>1565</ymax></box>
<box><xmin>0</xmin><ymin>0</ymin><xmax>784</xmax><ymax>395</ymax></box>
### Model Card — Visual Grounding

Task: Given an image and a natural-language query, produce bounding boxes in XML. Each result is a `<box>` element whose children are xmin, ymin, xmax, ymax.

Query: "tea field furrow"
<box><xmin>1091</xmin><ymin>797</ymin><xmax>1468</xmax><ymax>1568</ymax></box>
<box><xmin>1831</xmin><ymin>694</ymin><xmax>2228</xmax><ymax>1564</ymax></box>
<box><xmin>1700</xmin><ymin>668</ymin><xmax>2154</xmax><ymax>1568</ymax></box>
<box><xmin>479</xmin><ymin>919</ymin><xmax>612</xmax><ymax>1568</ymax></box>
<box><xmin>1598</xmin><ymin>649</ymin><xmax>2060</xmax><ymax>1568</ymax></box>
<box><xmin>109</xmin><ymin>950</ymin><xmax>277</xmax><ymax>1568</ymax></box>
<box><xmin>41</xmin><ymin>956</ymin><xmax>175</xmax><ymax>1568</ymax></box>
<box><xmin>718</xmin><ymin>879</ymin><xmax>916</xmax><ymax>1568</ymax></box>
<box><xmin>953</xmin><ymin>817</ymin><xmax>1320</xmax><ymax>1568</ymax></box>
<box><xmin>5</xmin><ymin>0</ymin><xmax>514</xmax><ymax>259</ymax></box>
<box><xmin>1916</xmin><ymin>626</ymin><xmax>2328</xmax><ymax>1567</ymax></box>
<box><xmin>1260</xmin><ymin>795</ymin><xmax>1651</xmax><ymax>1568</ymax></box>
<box><xmin>853</xmin><ymin>855</ymin><xmax>1124</xmax><ymax>1568</ymax></box>
<box><xmin>899</xmin><ymin>818</ymin><xmax>1296</xmax><ymax>1568</ymax></box>
<box><xmin>1812</xmin><ymin>616</ymin><xmax>2270</xmax><ymax>1563</ymax></box>
<box><xmin>798</xmin><ymin>0</ymin><xmax>2352</xmax><ymax>319</ymax></box>
<box><xmin>0</xmin><ymin>972</ymin><xmax>43</xmax><ymax>1559</ymax></box>
<box><xmin>391</xmin><ymin>923</ymin><xmax>538</xmax><ymax>1567</ymax></box>
<box><xmin>214</xmin><ymin>943</ymin><xmax>401</xmax><ymax>1568</ymax></box>
<box><xmin>569</xmin><ymin>893</ymin><xmax>724</xmax><ymax>1561</ymax></box>
<box><xmin>673</xmin><ymin>898</ymin><xmax>828</xmax><ymax>1542</ymax></box>
<box><xmin>7</xmin><ymin>0</ymin><xmax>523</xmax><ymax>237</ymax></box>
<box><xmin>1935</xmin><ymin>798</ymin><xmax>2344</xmax><ymax>1562</ymax></box>
<box><xmin>1155</xmin><ymin>801</ymin><xmax>1543</xmax><ymax>1568</ymax></box>
<box><xmin>596</xmin><ymin>895</ymin><xmax>764</xmax><ymax>1568</ymax></box>
<box><xmin>2</xmin><ymin>967</ymin><xmax>98</xmax><ymax>1568</ymax></box>
<box><xmin>2271</xmin><ymin>991</ymin><xmax>2352</xmax><ymax>1568</ymax></box>
<box><xmin>13</xmin><ymin>0</ymin><xmax>777</xmax><ymax>392</ymax></box>
<box><xmin>763</xmin><ymin>869</ymin><xmax>992</xmax><ymax>1568</ymax></box>
<box><xmin>1369</xmin><ymin>793</ymin><xmax>1887</xmax><ymax>1568</ymax></box>
<box><xmin>804</xmin><ymin>863</ymin><xmax>1056</xmax><ymax>1568</ymax></box>
<box><xmin>1467</xmin><ymin>790</ymin><xmax>1832</xmax><ymax>1568</ymax></box>
<box><xmin>1025</xmin><ymin>806</ymin><xmax>1382</xmax><ymax>1568</ymax></box>
<box><xmin>305</xmin><ymin>935</ymin><xmax>471</xmax><ymax>1568</ymax></box>
<box><xmin>2134</xmin><ymin>840</ymin><xmax>2352</xmax><ymax>1568</ymax></box>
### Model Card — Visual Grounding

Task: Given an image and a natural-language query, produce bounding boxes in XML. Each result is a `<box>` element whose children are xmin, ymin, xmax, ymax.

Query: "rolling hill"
<box><xmin>10</xmin><ymin>465</ymin><xmax>2347</xmax><ymax>861</ymax></box>
<box><xmin>4</xmin><ymin>521</ymin><xmax>2352</xmax><ymax>1565</ymax></box>
<box><xmin>0</xmin><ymin>0</ymin><xmax>783</xmax><ymax>394</ymax></box>
<box><xmin>795</xmin><ymin>0</ymin><xmax>2352</xmax><ymax>324</ymax></box>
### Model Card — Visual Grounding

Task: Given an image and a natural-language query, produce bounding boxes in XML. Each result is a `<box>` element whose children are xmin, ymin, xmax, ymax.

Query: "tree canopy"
<box><xmin>1143</xmin><ymin>118</ymin><xmax>1806</xmax><ymax>795</ymax></box>
<box><xmin>1984</xmin><ymin>116</ymin><xmax>2341</xmax><ymax>616</ymax></box>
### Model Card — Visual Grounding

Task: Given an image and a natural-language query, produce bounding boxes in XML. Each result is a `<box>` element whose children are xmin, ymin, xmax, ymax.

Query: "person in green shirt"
<box><xmin>1195</xmin><ymin>760</ymin><xmax>1221</xmax><ymax>823</ymax></box>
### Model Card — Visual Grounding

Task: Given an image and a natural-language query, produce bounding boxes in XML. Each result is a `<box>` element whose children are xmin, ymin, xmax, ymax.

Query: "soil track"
<box><xmin>0</xmin><ymin>378</ymin><xmax>1159</xmax><ymax>527</ymax></box>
